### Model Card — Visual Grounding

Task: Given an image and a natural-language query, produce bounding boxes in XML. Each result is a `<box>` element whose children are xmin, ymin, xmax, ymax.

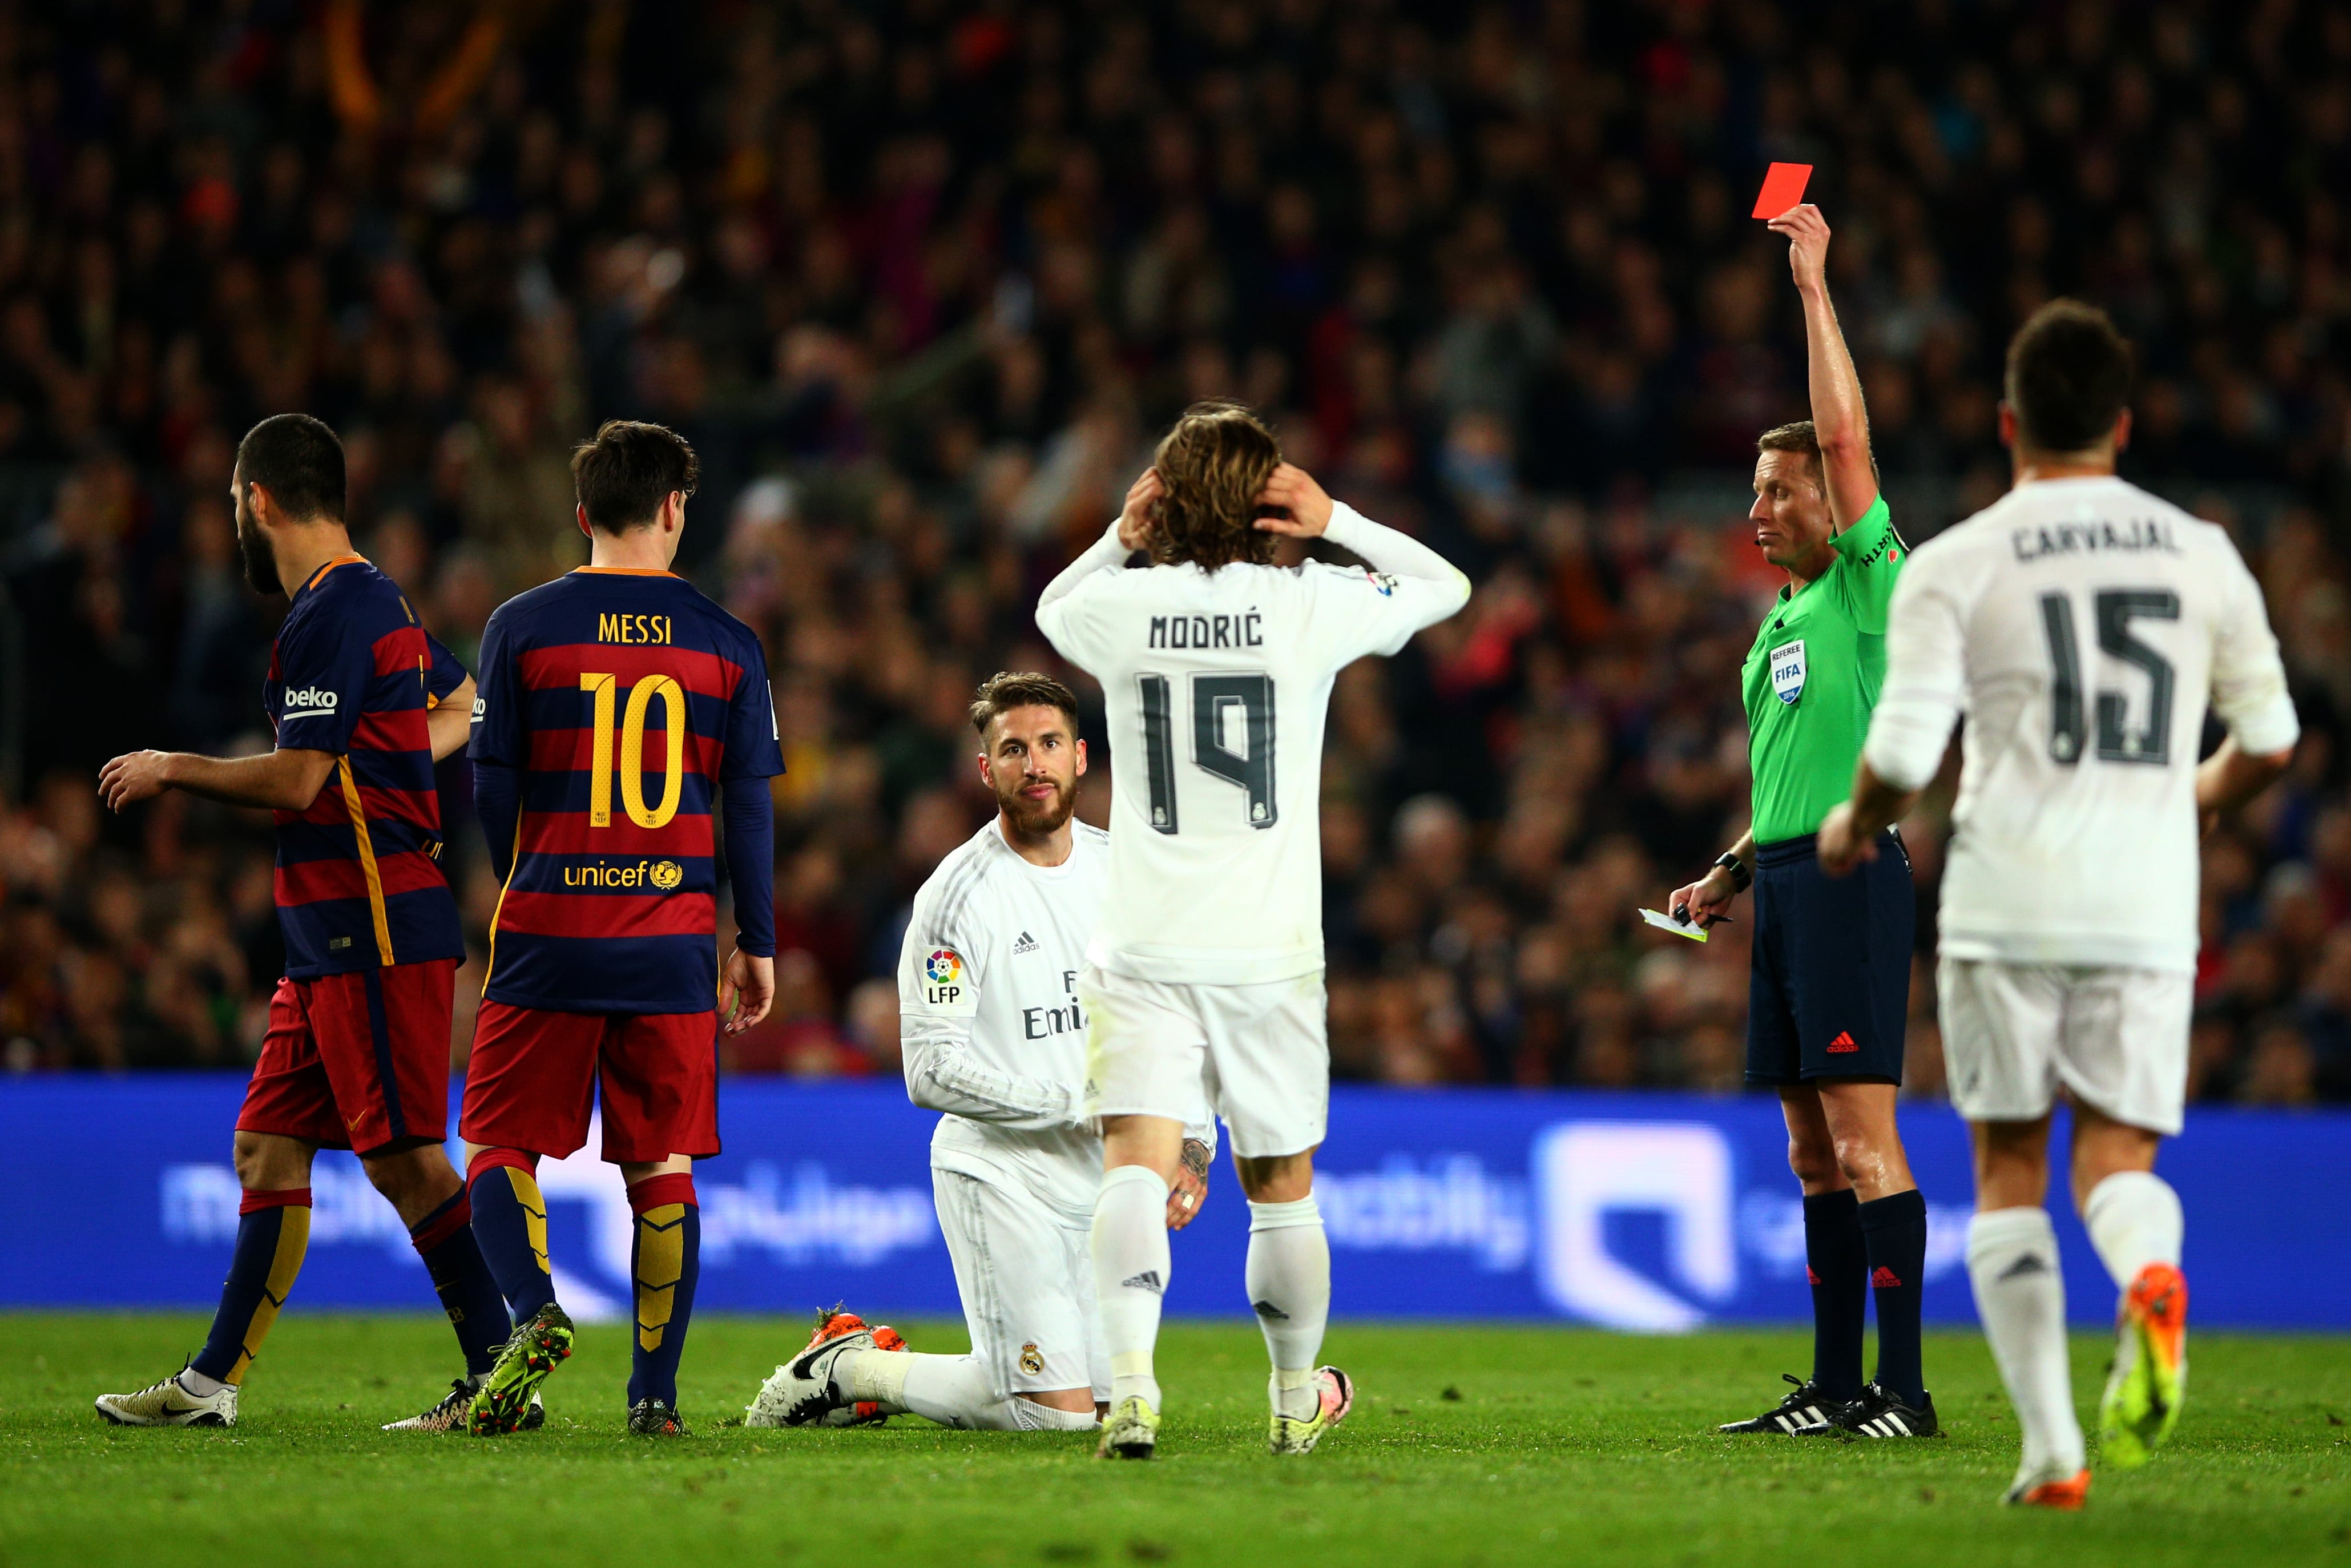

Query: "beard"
<box><xmin>235</xmin><ymin>501</ymin><xmax>283</xmax><ymax>595</ymax></box>
<box><xmin>997</xmin><ymin>774</ymin><xmax>1076</xmax><ymax>839</ymax></box>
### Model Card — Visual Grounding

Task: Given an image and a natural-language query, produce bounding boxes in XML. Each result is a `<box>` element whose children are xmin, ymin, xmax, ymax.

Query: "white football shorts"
<box><xmin>1079</xmin><ymin>964</ymin><xmax>1329</xmax><ymax>1159</ymax></box>
<box><xmin>931</xmin><ymin>1166</ymin><xmax>1106</xmax><ymax>1401</ymax></box>
<box><xmin>1937</xmin><ymin>958</ymin><xmax>2192</xmax><ymax>1136</ymax></box>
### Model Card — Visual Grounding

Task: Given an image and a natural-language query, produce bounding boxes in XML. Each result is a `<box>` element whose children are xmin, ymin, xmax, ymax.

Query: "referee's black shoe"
<box><xmin>1800</xmin><ymin>1382</ymin><xmax>1940</xmax><ymax>1438</ymax></box>
<box><xmin>1717</xmin><ymin>1373</ymin><xmax>1849</xmax><ymax>1434</ymax></box>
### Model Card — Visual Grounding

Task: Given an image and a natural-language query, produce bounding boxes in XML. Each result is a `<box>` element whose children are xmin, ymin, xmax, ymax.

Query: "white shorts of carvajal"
<box><xmin>931</xmin><ymin>1164</ymin><xmax>1107</xmax><ymax>1401</ymax></box>
<box><xmin>1078</xmin><ymin>964</ymin><xmax>1329</xmax><ymax>1160</ymax></box>
<box><xmin>1938</xmin><ymin>958</ymin><xmax>2192</xmax><ymax>1136</ymax></box>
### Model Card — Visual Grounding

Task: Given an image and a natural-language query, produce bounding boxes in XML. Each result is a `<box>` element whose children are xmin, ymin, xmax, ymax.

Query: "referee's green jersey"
<box><xmin>1741</xmin><ymin>494</ymin><xmax>1906</xmax><ymax>846</ymax></box>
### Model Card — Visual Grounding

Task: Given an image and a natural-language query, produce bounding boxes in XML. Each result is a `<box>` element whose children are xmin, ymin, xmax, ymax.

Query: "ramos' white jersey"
<box><xmin>897</xmin><ymin>819</ymin><xmax>1111</xmax><ymax>1218</ymax></box>
<box><xmin>1864</xmin><ymin>475</ymin><xmax>2298</xmax><ymax>973</ymax></box>
<box><xmin>1035</xmin><ymin>503</ymin><xmax>1470</xmax><ymax>985</ymax></box>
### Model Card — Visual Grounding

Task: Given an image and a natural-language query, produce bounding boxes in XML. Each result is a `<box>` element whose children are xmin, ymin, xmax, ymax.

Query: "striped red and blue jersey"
<box><xmin>266</xmin><ymin>554</ymin><xmax>467</xmax><ymax>980</ymax></box>
<box><xmin>469</xmin><ymin>567</ymin><xmax>783</xmax><ymax>1015</ymax></box>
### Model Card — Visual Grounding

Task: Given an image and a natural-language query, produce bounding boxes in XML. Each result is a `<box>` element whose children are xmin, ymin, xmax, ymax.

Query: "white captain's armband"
<box><xmin>914</xmin><ymin>946</ymin><xmax>978</xmax><ymax>1016</ymax></box>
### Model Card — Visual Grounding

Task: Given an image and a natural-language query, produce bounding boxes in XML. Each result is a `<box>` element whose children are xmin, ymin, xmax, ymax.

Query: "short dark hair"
<box><xmin>1150</xmin><ymin>401</ymin><xmax>1282</xmax><ymax>572</ymax></box>
<box><xmin>571</xmin><ymin>420</ymin><xmax>699</xmax><ymax>533</ymax></box>
<box><xmin>236</xmin><ymin>413</ymin><xmax>345</xmax><ymax>521</ymax></box>
<box><xmin>969</xmin><ymin>671</ymin><xmax>1080</xmax><ymax>737</ymax></box>
<box><xmin>2006</xmin><ymin>300</ymin><xmax>2134</xmax><ymax>454</ymax></box>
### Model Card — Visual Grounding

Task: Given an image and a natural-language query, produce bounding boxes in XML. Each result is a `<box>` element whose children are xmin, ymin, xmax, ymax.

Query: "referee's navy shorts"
<box><xmin>1745</xmin><ymin>830</ymin><xmax>1914</xmax><ymax>1086</ymax></box>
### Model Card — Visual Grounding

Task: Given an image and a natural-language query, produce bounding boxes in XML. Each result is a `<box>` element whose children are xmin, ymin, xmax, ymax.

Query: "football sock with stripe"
<box><xmin>2081</xmin><ymin>1170</ymin><xmax>2184</xmax><ymax>1291</ymax></box>
<box><xmin>1245</xmin><ymin>1196</ymin><xmax>1331</xmax><ymax>1420</ymax></box>
<box><xmin>1967</xmin><ymin>1206</ymin><xmax>2083</xmax><ymax>1478</ymax></box>
<box><xmin>1860</xmin><ymin>1187</ymin><xmax>1928</xmax><ymax>1406</ymax></box>
<box><xmin>465</xmin><ymin>1148</ymin><xmax>559</xmax><ymax>1324</ymax></box>
<box><xmin>1092</xmin><ymin>1164</ymin><xmax>1171</xmax><ymax>1412</ymax></box>
<box><xmin>627</xmin><ymin>1172</ymin><xmax>700</xmax><ymax>1409</ymax></box>
<box><xmin>407</xmin><ymin>1187</ymin><xmax>509</xmax><ymax>1378</ymax></box>
<box><xmin>188</xmin><ymin>1188</ymin><xmax>313</xmax><ymax>1387</ymax></box>
<box><xmin>1801</xmin><ymin>1188</ymin><xmax>1867</xmax><ymax>1398</ymax></box>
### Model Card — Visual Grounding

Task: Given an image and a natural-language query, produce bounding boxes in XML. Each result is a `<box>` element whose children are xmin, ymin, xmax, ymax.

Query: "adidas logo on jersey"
<box><xmin>1011</xmin><ymin>931</ymin><xmax>1039</xmax><ymax>954</ymax></box>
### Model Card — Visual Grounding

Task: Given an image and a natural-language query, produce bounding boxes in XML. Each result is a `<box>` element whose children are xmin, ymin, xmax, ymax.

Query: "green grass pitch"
<box><xmin>3</xmin><ymin>1313</ymin><xmax>2348</xmax><ymax>1566</ymax></box>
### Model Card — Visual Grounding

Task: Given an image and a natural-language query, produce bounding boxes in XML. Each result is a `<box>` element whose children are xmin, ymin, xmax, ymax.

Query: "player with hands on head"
<box><xmin>1817</xmin><ymin>302</ymin><xmax>2299</xmax><ymax>1507</ymax></box>
<box><xmin>1668</xmin><ymin>200</ymin><xmax>1938</xmax><ymax>1443</ymax></box>
<box><xmin>94</xmin><ymin>413</ymin><xmax>513</xmax><ymax>1433</ymax></box>
<box><xmin>457</xmin><ymin>420</ymin><xmax>782</xmax><ymax>1438</ymax></box>
<box><xmin>748</xmin><ymin>673</ymin><xmax>1214</xmax><ymax>1435</ymax></box>
<box><xmin>1037</xmin><ymin>402</ymin><xmax>1470</xmax><ymax>1461</ymax></box>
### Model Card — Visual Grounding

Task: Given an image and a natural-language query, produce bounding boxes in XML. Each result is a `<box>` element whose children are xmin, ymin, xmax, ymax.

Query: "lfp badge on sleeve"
<box><xmin>1769</xmin><ymin>639</ymin><xmax>1806</xmax><ymax>704</ymax></box>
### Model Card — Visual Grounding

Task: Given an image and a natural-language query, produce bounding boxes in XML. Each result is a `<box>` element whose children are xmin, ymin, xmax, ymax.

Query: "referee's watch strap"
<box><xmin>1715</xmin><ymin>850</ymin><xmax>1752</xmax><ymax>893</ymax></box>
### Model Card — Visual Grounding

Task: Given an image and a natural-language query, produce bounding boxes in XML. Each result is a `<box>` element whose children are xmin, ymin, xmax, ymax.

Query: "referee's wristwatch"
<box><xmin>1713</xmin><ymin>850</ymin><xmax>1752</xmax><ymax>893</ymax></box>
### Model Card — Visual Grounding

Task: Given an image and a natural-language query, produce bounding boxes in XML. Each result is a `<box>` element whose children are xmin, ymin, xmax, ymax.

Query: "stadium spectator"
<box><xmin>0</xmin><ymin>1</ymin><xmax>2345</xmax><ymax>1105</ymax></box>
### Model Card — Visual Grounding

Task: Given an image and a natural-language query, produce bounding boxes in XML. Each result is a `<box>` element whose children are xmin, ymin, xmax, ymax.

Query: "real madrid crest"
<box><xmin>1019</xmin><ymin>1342</ymin><xmax>1045</xmax><ymax>1375</ymax></box>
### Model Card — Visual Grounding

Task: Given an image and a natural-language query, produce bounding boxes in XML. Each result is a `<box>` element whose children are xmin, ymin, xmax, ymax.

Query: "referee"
<box><xmin>1667</xmin><ymin>203</ymin><xmax>1933</xmax><ymax>1440</ymax></box>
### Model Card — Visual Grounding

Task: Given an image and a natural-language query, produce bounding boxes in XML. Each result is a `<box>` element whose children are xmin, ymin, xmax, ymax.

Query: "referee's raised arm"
<box><xmin>1771</xmin><ymin>203</ymin><xmax>1878</xmax><ymax>529</ymax></box>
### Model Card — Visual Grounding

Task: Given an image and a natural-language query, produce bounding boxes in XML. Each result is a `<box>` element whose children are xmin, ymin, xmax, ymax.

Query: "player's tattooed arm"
<box><xmin>1167</xmin><ymin>1136</ymin><xmax>1212</xmax><ymax>1231</ymax></box>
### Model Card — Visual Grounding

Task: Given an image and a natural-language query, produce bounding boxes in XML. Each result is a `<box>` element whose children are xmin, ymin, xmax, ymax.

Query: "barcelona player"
<box><xmin>460</xmin><ymin>420</ymin><xmax>781</xmax><ymax>1436</ymax></box>
<box><xmin>94</xmin><ymin>413</ymin><xmax>511</xmax><ymax>1430</ymax></box>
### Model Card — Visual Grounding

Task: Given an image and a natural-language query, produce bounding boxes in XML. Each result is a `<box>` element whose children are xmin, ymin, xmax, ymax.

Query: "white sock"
<box><xmin>832</xmin><ymin>1349</ymin><xmax>1096</xmax><ymax>1431</ymax></box>
<box><xmin>1092</xmin><ymin>1164</ymin><xmax>1171</xmax><ymax>1410</ymax></box>
<box><xmin>1246</xmin><ymin>1195</ymin><xmax>1330</xmax><ymax>1419</ymax></box>
<box><xmin>1007</xmin><ymin>1396</ymin><xmax>1100</xmax><ymax>1432</ymax></box>
<box><xmin>1967</xmin><ymin>1206</ymin><xmax>2083</xmax><ymax>1477</ymax></box>
<box><xmin>829</xmin><ymin>1345</ymin><xmax>912</xmax><ymax>1414</ymax></box>
<box><xmin>2081</xmin><ymin>1170</ymin><xmax>2184</xmax><ymax>1291</ymax></box>
<box><xmin>178</xmin><ymin>1367</ymin><xmax>227</xmax><ymax>1397</ymax></box>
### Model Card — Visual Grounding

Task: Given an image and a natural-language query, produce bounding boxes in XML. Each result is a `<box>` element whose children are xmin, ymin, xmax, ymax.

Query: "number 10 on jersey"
<box><xmin>1137</xmin><ymin>672</ymin><xmax>1277</xmax><ymax>834</ymax></box>
<box><xmin>579</xmin><ymin>671</ymin><xmax>686</xmax><ymax>829</ymax></box>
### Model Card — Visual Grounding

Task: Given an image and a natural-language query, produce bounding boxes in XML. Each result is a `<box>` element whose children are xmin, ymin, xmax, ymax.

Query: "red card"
<box><xmin>1752</xmin><ymin>163</ymin><xmax>1813</xmax><ymax>219</ymax></box>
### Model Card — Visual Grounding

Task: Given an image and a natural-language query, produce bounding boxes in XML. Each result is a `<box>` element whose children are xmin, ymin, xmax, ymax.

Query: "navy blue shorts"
<box><xmin>1746</xmin><ymin>831</ymin><xmax>1914</xmax><ymax>1086</ymax></box>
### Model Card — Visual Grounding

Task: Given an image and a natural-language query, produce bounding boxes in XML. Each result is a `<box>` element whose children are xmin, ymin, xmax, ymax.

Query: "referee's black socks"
<box><xmin>1802</xmin><ymin>1189</ymin><xmax>1868</xmax><ymax>1399</ymax></box>
<box><xmin>1859</xmin><ymin>1188</ymin><xmax>1929</xmax><ymax>1408</ymax></box>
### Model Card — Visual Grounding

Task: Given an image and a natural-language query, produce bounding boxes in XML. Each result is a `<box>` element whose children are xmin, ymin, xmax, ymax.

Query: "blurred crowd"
<box><xmin>3</xmin><ymin>0</ymin><xmax>2350</xmax><ymax>1106</ymax></box>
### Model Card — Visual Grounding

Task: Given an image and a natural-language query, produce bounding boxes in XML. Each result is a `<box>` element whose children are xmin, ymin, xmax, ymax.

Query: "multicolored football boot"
<box><xmin>2100</xmin><ymin>1261</ymin><xmax>2188</xmax><ymax>1468</ymax></box>
<box><xmin>628</xmin><ymin>1397</ymin><xmax>690</xmax><ymax>1436</ymax></box>
<box><xmin>386</xmin><ymin>1380</ymin><xmax>545</xmax><ymax>1432</ymax></box>
<box><xmin>2004</xmin><ymin>1462</ymin><xmax>2092</xmax><ymax>1510</ymax></box>
<box><xmin>1097</xmin><ymin>1393</ymin><xmax>1161</xmax><ymax>1460</ymax></box>
<box><xmin>745</xmin><ymin>1306</ymin><xmax>909</xmax><ymax>1428</ymax></box>
<box><xmin>1268</xmin><ymin>1366</ymin><xmax>1354</xmax><ymax>1456</ymax></box>
<box><xmin>467</xmin><ymin>1303</ymin><xmax>575</xmax><ymax>1436</ymax></box>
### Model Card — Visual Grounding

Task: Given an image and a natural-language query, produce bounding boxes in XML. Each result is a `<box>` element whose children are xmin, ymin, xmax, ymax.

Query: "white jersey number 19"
<box><xmin>1136</xmin><ymin>671</ymin><xmax>1278</xmax><ymax>834</ymax></box>
<box><xmin>2037</xmin><ymin>587</ymin><xmax>2179</xmax><ymax>767</ymax></box>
